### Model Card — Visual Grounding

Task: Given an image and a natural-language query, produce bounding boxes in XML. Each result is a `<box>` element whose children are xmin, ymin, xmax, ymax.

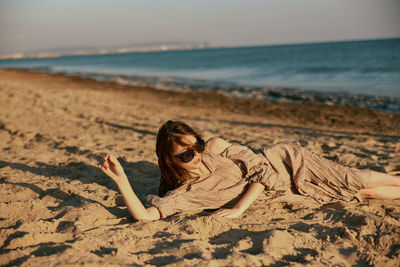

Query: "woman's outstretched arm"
<box><xmin>99</xmin><ymin>155</ymin><xmax>160</xmax><ymax>221</ymax></box>
<box><xmin>206</xmin><ymin>137</ymin><xmax>266</xmax><ymax>218</ymax></box>
<box><xmin>211</xmin><ymin>182</ymin><xmax>265</xmax><ymax>218</ymax></box>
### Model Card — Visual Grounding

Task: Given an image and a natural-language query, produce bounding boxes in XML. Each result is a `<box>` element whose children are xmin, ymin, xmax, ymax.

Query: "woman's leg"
<box><xmin>365</xmin><ymin>171</ymin><xmax>400</xmax><ymax>188</ymax></box>
<box><xmin>359</xmin><ymin>171</ymin><xmax>400</xmax><ymax>199</ymax></box>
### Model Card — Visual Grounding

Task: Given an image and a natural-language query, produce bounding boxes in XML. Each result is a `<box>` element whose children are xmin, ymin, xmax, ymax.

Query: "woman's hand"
<box><xmin>98</xmin><ymin>154</ymin><xmax>127</xmax><ymax>184</ymax></box>
<box><xmin>211</xmin><ymin>208</ymin><xmax>243</xmax><ymax>218</ymax></box>
<box><xmin>211</xmin><ymin>183</ymin><xmax>265</xmax><ymax>219</ymax></box>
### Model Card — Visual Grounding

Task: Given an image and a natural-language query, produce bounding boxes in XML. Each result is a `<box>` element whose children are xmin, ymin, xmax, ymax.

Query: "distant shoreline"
<box><xmin>0</xmin><ymin>43</ymin><xmax>223</xmax><ymax>60</ymax></box>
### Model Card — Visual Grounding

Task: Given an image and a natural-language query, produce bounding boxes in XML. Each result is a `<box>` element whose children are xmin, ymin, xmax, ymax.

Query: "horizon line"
<box><xmin>1</xmin><ymin>36</ymin><xmax>399</xmax><ymax>60</ymax></box>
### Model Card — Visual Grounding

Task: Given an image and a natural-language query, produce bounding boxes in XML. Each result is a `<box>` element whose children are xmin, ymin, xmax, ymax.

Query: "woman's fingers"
<box><xmin>109</xmin><ymin>154</ymin><xmax>117</xmax><ymax>162</ymax></box>
<box><xmin>102</xmin><ymin>155</ymin><xmax>110</xmax><ymax>169</ymax></box>
<box><xmin>99</xmin><ymin>164</ymin><xmax>110</xmax><ymax>173</ymax></box>
<box><xmin>211</xmin><ymin>209</ymin><xmax>227</xmax><ymax>216</ymax></box>
<box><xmin>210</xmin><ymin>208</ymin><xmax>241</xmax><ymax>218</ymax></box>
<box><xmin>98</xmin><ymin>163</ymin><xmax>119</xmax><ymax>181</ymax></box>
<box><xmin>103</xmin><ymin>154</ymin><xmax>116</xmax><ymax>167</ymax></box>
<box><xmin>108</xmin><ymin>155</ymin><xmax>121</xmax><ymax>167</ymax></box>
<box><xmin>98</xmin><ymin>155</ymin><xmax>113</xmax><ymax>174</ymax></box>
<box><xmin>98</xmin><ymin>154</ymin><xmax>126</xmax><ymax>183</ymax></box>
<box><xmin>101</xmin><ymin>154</ymin><xmax>118</xmax><ymax>170</ymax></box>
<box><xmin>211</xmin><ymin>209</ymin><xmax>222</xmax><ymax>215</ymax></box>
<box><xmin>98</xmin><ymin>164</ymin><xmax>110</xmax><ymax>175</ymax></box>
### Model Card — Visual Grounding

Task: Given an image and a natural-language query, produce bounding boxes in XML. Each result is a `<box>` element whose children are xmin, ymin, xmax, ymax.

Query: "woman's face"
<box><xmin>173</xmin><ymin>135</ymin><xmax>202</xmax><ymax>172</ymax></box>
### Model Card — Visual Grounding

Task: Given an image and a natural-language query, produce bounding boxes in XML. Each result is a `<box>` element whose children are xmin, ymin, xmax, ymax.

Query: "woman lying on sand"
<box><xmin>99</xmin><ymin>120</ymin><xmax>400</xmax><ymax>221</ymax></box>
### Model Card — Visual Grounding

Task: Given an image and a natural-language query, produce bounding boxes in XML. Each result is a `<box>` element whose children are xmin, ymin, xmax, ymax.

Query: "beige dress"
<box><xmin>145</xmin><ymin>141</ymin><xmax>370</xmax><ymax>218</ymax></box>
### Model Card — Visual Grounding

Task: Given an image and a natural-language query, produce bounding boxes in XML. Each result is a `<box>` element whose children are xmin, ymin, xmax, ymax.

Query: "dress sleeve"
<box><xmin>220</xmin><ymin>144</ymin><xmax>278</xmax><ymax>189</ymax></box>
<box><xmin>143</xmin><ymin>186</ymin><xmax>229</xmax><ymax>219</ymax></box>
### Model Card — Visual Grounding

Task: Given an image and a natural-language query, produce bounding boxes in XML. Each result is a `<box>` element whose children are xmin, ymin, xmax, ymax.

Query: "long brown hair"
<box><xmin>156</xmin><ymin>120</ymin><xmax>203</xmax><ymax>196</ymax></box>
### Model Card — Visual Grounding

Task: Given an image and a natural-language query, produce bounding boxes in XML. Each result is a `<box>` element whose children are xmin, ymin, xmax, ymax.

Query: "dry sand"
<box><xmin>0</xmin><ymin>68</ymin><xmax>399</xmax><ymax>266</ymax></box>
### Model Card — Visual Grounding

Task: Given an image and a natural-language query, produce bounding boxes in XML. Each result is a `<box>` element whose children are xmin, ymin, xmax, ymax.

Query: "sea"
<box><xmin>1</xmin><ymin>38</ymin><xmax>399</xmax><ymax>112</ymax></box>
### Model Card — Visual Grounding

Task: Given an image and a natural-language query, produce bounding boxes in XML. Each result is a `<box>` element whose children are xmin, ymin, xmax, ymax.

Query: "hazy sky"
<box><xmin>1</xmin><ymin>0</ymin><xmax>399</xmax><ymax>54</ymax></box>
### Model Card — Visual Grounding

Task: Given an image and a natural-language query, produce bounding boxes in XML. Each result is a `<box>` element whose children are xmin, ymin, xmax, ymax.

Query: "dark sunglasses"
<box><xmin>175</xmin><ymin>138</ymin><xmax>205</xmax><ymax>163</ymax></box>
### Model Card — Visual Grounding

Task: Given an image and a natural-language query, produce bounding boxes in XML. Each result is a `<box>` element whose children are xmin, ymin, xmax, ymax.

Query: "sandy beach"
<box><xmin>0</xmin><ymin>68</ymin><xmax>399</xmax><ymax>266</ymax></box>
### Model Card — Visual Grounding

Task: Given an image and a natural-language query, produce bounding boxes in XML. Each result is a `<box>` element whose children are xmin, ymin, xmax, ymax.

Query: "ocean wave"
<box><xmin>77</xmin><ymin>72</ymin><xmax>400</xmax><ymax>113</ymax></box>
<box><xmin>300</xmin><ymin>66</ymin><xmax>350</xmax><ymax>74</ymax></box>
<box><xmin>359</xmin><ymin>67</ymin><xmax>400</xmax><ymax>74</ymax></box>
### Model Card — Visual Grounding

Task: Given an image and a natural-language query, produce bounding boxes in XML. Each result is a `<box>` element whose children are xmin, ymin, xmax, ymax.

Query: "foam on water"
<box><xmin>1</xmin><ymin>38</ymin><xmax>399</xmax><ymax>112</ymax></box>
